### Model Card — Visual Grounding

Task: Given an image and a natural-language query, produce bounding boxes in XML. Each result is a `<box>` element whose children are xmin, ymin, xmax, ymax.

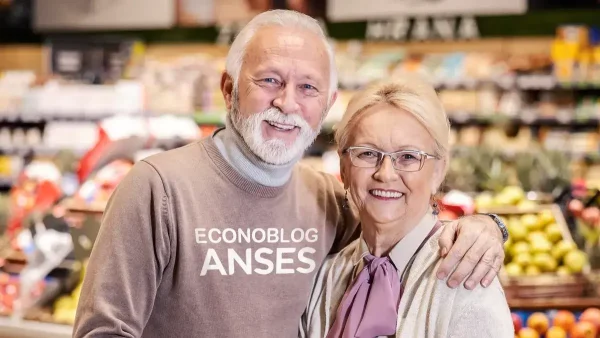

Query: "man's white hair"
<box><xmin>225</xmin><ymin>10</ymin><xmax>338</xmax><ymax>101</ymax></box>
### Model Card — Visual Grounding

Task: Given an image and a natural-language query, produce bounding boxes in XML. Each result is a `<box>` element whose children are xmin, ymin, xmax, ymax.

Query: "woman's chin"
<box><xmin>363</xmin><ymin>209</ymin><xmax>405</xmax><ymax>227</ymax></box>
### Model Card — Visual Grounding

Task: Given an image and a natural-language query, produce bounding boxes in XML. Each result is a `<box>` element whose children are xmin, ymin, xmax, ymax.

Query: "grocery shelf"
<box><xmin>0</xmin><ymin>317</ymin><xmax>71</xmax><ymax>338</ymax></box>
<box><xmin>193</xmin><ymin>113</ymin><xmax>600</xmax><ymax>130</ymax></box>
<box><xmin>508</xmin><ymin>297</ymin><xmax>600</xmax><ymax>311</ymax></box>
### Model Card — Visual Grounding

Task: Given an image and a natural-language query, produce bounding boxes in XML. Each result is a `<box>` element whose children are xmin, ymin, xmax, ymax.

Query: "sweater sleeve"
<box><xmin>447</xmin><ymin>278</ymin><xmax>514</xmax><ymax>338</ymax></box>
<box><xmin>73</xmin><ymin>161</ymin><xmax>173</xmax><ymax>338</ymax></box>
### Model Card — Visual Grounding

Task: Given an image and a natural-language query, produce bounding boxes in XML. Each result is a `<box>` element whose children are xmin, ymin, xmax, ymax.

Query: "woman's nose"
<box><xmin>272</xmin><ymin>85</ymin><xmax>301</xmax><ymax>114</ymax></box>
<box><xmin>373</xmin><ymin>156</ymin><xmax>399</xmax><ymax>182</ymax></box>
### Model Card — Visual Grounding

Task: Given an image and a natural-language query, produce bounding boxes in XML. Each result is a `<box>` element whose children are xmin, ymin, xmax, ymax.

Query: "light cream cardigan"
<box><xmin>299</xmin><ymin>228</ymin><xmax>514</xmax><ymax>338</ymax></box>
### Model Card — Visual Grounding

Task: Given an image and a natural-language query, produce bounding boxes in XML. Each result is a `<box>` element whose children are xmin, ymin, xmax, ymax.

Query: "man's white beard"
<box><xmin>230</xmin><ymin>97</ymin><xmax>322</xmax><ymax>166</ymax></box>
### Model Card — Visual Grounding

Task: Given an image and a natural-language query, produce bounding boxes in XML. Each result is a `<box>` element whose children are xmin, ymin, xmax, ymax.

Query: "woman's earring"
<box><xmin>432</xmin><ymin>201</ymin><xmax>439</xmax><ymax>215</ymax></box>
<box><xmin>343</xmin><ymin>190</ymin><xmax>349</xmax><ymax>210</ymax></box>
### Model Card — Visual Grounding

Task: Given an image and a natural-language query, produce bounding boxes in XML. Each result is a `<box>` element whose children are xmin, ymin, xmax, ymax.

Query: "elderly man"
<box><xmin>73</xmin><ymin>10</ymin><xmax>507</xmax><ymax>338</ymax></box>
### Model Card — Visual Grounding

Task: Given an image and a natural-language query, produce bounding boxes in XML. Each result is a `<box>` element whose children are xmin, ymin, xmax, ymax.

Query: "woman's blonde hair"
<box><xmin>334</xmin><ymin>77</ymin><xmax>451</xmax><ymax>174</ymax></box>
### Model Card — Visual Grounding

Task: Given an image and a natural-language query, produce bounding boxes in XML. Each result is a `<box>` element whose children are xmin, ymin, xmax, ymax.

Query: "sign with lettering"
<box><xmin>365</xmin><ymin>17</ymin><xmax>480</xmax><ymax>42</ymax></box>
<box><xmin>327</xmin><ymin>0</ymin><xmax>527</xmax><ymax>22</ymax></box>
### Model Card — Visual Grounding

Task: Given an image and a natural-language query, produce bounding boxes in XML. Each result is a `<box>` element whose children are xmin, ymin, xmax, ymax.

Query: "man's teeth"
<box><xmin>371</xmin><ymin>190</ymin><xmax>404</xmax><ymax>198</ymax></box>
<box><xmin>267</xmin><ymin>121</ymin><xmax>296</xmax><ymax>130</ymax></box>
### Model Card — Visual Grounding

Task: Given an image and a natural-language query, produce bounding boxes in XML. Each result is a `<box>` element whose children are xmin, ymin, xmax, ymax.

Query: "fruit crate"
<box><xmin>483</xmin><ymin>204</ymin><xmax>593</xmax><ymax>299</ymax></box>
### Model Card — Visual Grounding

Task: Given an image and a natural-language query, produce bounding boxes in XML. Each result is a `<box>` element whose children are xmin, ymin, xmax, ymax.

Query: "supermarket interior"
<box><xmin>2</xmin><ymin>0</ymin><xmax>600</xmax><ymax>337</ymax></box>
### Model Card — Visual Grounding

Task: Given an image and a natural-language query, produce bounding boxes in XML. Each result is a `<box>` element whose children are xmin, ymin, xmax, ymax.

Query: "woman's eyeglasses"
<box><xmin>343</xmin><ymin>146</ymin><xmax>438</xmax><ymax>172</ymax></box>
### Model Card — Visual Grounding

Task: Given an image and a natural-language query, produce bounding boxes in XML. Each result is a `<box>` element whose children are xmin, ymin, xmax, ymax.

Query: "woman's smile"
<box><xmin>369</xmin><ymin>189</ymin><xmax>404</xmax><ymax>201</ymax></box>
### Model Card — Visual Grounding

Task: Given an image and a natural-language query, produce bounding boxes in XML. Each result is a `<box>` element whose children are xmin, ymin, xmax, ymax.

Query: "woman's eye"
<box><xmin>401</xmin><ymin>153</ymin><xmax>417</xmax><ymax>160</ymax></box>
<box><xmin>263</xmin><ymin>78</ymin><xmax>278</xmax><ymax>84</ymax></box>
<box><xmin>359</xmin><ymin>151</ymin><xmax>377</xmax><ymax>158</ymax></box>
<box><xmin>301</xmin><ymin>84</ymin><xmax>316</xmax><ymax>90</ymax></box>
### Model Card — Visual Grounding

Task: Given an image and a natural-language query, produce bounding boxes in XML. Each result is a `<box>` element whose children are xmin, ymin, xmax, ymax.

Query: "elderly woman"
<box><xmin>300</xmin><ymin>78</ymin><xmax>513</xmax><ymax>338</ymax></box>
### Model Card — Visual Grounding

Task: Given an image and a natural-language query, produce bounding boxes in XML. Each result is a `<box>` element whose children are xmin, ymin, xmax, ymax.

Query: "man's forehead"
<box><xmin>246</xmin><ymin>26</ymin><xmax>327</xmax><ymax>61</ymax></box>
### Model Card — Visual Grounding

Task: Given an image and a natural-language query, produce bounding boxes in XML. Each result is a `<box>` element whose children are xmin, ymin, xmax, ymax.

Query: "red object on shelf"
<box><xmin>77</xmin><ymin>127</ymin><xmax>111</xmax><ymax>183</ymax></box>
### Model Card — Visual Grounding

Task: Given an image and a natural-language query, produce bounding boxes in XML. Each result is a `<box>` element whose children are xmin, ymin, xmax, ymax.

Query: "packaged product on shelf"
<box><xmin>497</xmin><ymin>90</ymin><xmax>524</xmax><ymax>117</ymax></box>
<box><xmin>0</xmin><ymin>71</ymin><xmax>37</xmax><ymax>118</ymax></box>
<box><xmin>6</xmin><ymin>160</ymin><xmax>63</xmax><ymax>239</ymax></box>
<box><xmin>592</xmin><ymin>45</ymin><xmax>600</xmax><ymax>84</ymax></box>
<box><xmin>139</xmin><ymin>55</ymin><xmax>221</xmax><ymax>114</ymax></box>
<box><xmin>551</xmin><ymin>40</ymin><xmax>579</xmax><ymax>84</ymax></box>
<box><xmin>557</xmin><ymin>25</ymin><xmax>590</xmax><ymax>47</ymax></box>
<box><xmin>75</xmin><ymin>159</ymin><xmax>133</xmax><ymax>208</ymax></box>
<box><xmin>353</xmin><ymin>50</ymin><xmax>405</xmax><ymax>88</ymax></box>
<box><xmin>13</xmin><ymin>216</ymin><xmax>73</xmax><ymax>320</ymax></box>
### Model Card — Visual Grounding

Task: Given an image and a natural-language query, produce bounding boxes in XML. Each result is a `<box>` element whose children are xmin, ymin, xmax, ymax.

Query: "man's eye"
<box><xmin>301</xmin><ymin>84</ymin><xmax>317</xmax><ymax>90</ymax></box>
<box><xmin>263</xmin><ymin>78</ymin><xmax>279</xmax><ymax>84</ymax></box>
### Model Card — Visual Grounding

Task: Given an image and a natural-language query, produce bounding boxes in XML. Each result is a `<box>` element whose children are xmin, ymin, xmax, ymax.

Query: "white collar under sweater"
<box><xmin>212</xmin><ymin>115</ymin><xmax>302</xmax><ymax>187</ymax></box>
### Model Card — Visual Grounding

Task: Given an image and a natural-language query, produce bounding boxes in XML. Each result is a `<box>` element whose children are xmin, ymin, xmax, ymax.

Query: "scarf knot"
<box><xmin>326</xmin><ymin>255</ymin><xmax>402</xmax><ymax>338</ymax></box>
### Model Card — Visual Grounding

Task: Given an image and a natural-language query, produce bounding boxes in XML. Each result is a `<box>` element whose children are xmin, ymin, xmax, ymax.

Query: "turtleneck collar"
<box><xmin>212</xmin><ymin>114</ymin><xmax>301</xmax><ymax>187</ymax></box>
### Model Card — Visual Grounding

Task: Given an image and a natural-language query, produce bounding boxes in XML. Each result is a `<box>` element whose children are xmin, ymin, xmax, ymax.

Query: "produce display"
<box><xmin>502</xmin><ymin>209</ymin><xmax>588</xmax><ymax>277</ymax></box>
<box><xmin>513</xmin><ymin>308</ymin><xmax>600</xmax><ymax>338</ymax></box>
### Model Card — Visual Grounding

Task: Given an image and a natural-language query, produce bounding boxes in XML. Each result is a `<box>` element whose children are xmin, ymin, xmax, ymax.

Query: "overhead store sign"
<box><xmin>327</xmin><ymin>0</ymin><xmax>527</xmax><ymax>22</ymax></box>
<box><xmin>33</xmin><ymin>0</ymin><xmax>175</xmax><ymax>31</ymax></box>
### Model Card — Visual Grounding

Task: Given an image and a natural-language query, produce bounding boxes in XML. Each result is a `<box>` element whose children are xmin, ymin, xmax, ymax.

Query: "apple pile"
<box><xmin>502</xmin><ymin>210</ymin><xmax>588</xmax><ymax>276</ymax></box>
<box><xmin>475</xmin><ymin>186</ymin><xmax>538</xmax><ymax>210</ymax></box>
<box><xmin>513</xmin><ymin>308</ymin><xmax>600</xmax><ymax>338</ymax></box>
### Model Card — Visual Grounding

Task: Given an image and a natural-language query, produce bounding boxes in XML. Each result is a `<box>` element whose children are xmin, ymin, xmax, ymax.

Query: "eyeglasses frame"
<box><xmin>343</xmin><ymin>146</ymin><xmax>439</xmax><ymax>172</ymax></box>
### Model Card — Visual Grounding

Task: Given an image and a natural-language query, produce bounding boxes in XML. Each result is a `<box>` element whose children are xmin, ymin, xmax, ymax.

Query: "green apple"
<box><xmin>533</xmin><ymin>252</ymin><xmax>558</xmax><ymax>272</ymax></box>
<box><xmin>475</xmin><ymin>193</ymin><xmax>495</xmax><ymax>210</ymax></box>
<box><xmin>501</xmin><ymin>186</ymin><xmax>526</xmax><ymax>204</ymax></box>
<box><xmin>551</xmin><ymin>240</ymin><xmax>577</xmax><ymax>260</ymax></box>
<box><xmin>528</xmin><ymin>231</ymin><xmax>547</xmax><ymax>243</ymax></box>
<box><xmin>564</xmin><ymin>250</ymin><xmax>588</xmax><ymax>274</ymax></box>
<box><xmin>518</xmin><ymin>200</ymin><xmax>538</xmax><ymax>211</ymax></box>
<box><xmin>545</xmin><ymin>223</ymin><xmax>563</xmax><ymax>243</ymax></box>
<box><xmin>511</xmin><ymin>241</ymin><xmax>530</xmax><ymax>257</ymax></box>
<box><xmin>530</xmin><ymin>238</ymin><xmax>552</xmax><ymax>254</ymax></box>
<box><xmin>538</xmin><ymin>209</ymin><xmax>555</xmax><ymax>225</ymax></box>
<box><xmin>525</xmin><ymin>265</ymin><xmax>542</xmax><ymax>276</ymax></box>
<box><xmin>514</xmin><ymin>252</ymin><xmax>532</xmax><ymax>267</ymax></box>
<box><xmin>556</xmin><ymin>266</ymin><xmax>571</xmax><ymax>276</ymax></box>
<box><xmin>521</xmin><ymin>214</ymin><xmax>543</xmax><ymax>232</ymax></box>
<box><xmin>505</xmin><ymin>262</ymin><xmax>523</xmax><ymax>276</ymax></box>
<box><xmin>508</xmin><ymin>223</ymin><xmax>528</xmax><ymax>242</ymax></box>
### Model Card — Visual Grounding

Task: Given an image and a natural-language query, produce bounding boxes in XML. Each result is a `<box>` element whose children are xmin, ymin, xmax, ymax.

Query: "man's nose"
<box><xmin>373</xmin><ymin>156</ymin><xmax>400</xmax><ymax>182</ymax></box>
<box><xmin>272</xmin><ymin>85</ymin><xmax>301</xmax><ymax>114</ymax></box>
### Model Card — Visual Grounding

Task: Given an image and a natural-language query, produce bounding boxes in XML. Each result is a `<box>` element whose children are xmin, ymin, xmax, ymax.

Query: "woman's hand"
<box><xmin>436</xmin><ymin>215</ymin><xmax>505</xmax><ymax>290</ymax></box>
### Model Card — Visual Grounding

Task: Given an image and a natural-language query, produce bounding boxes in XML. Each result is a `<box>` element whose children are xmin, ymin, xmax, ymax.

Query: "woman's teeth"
<box><xmin>370</xmin><ymin>190</ymin><xmax>404</xmax><ymax>199</ymax></box>
<box><xmin>267</xmin><ymin>121</ymin><xmax>296</xmax><ymax>131</ymax></box>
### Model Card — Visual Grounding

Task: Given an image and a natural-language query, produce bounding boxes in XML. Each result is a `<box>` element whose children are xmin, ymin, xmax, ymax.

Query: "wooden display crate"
<box><xmin>483</xmin><ymin>204</ymin><xmax>593</xmax><ymax>299</ymax></box>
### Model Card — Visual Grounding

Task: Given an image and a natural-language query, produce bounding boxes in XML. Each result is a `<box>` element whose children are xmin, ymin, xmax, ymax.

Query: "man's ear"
<box><xmin>221</xmin><ymin>72</ymin><xmax>234</xmax><ymax>110</ymax></box>
<box><xmin>330</xmin><ymin>91</ymin><xmax>338</xmax><ymax>108</ymax></box>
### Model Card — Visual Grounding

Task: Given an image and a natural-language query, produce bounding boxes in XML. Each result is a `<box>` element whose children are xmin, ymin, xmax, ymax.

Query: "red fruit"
<box><xmin>512</xmin><ymin>313</ymin><xmax>523</xmax><ymax>333</ymax></box>
<box><xmin>553</xmin><ymin>310</ymin><xmax>576</xmax><ymax>332</ymax></box>
<box><xmin>580</xmin><ymin>308</ymin><xmax>600</xmax><ymax>332</ymax></box>
<box><xmin>582</xmin><ymin>207</ymin><xmax>600</xmax><ymax>225</ymax></box>
<box><xmin>571</xmin><ymin>321</ymin><xmax>597</xmax><ymax>338</ymax></box>
<box><xmin>527</xmin><ymin>312</ymin><xmax>549</xmax><ymax>335</ymax></box>
<box><xmin>518</xmin><ymin>327</ymin><xmax>540</xmax><ymax>338</ymax></box>
<box><xmin>569</xmin><ymin>199</ymin><xmax>585</xmax><ymax>217</ymax></box>
<box><xmin>546</xmin><ymin>326</ymin><xmax>567</xmax><ymax>338</ymax></box>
